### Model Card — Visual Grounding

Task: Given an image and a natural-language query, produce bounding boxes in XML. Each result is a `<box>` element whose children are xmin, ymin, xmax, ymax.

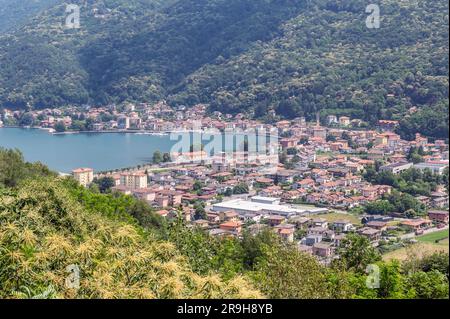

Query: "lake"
<box><xmin>0</xmin><ymin>128</ymin><xmax>175</xmax><ymax>173</ymax></box>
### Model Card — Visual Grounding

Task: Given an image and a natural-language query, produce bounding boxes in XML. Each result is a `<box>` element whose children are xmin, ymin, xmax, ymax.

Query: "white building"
<box><xmin>120</xmin><ymin>172</ymin><xmax>147</xmax><ymax>189</ymax></box>
<box><xmin>212</xmin><ymin>197</ymin><xmax>327</xmax><ymax>217</ymax></box>
<box><xmin>414</xmin><ymin>161</ymin><xmax>449</xmax><ymax>175</ymax></box>
<box><xmin>72</xmin><ymin>168</ymin><xmax>94</xmax><ymax>187</ymax></box>
<box><xmin>380</xmin><ymin>162</ymin><xmax>413</xmax><ymax>174</ymax></box>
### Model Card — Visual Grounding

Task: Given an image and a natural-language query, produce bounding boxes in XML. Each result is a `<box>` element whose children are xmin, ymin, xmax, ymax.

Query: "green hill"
<box><xmin>0</xmin><ymin>0</ymin><xmax>59</xmax><ymax>33</ymax></box>
<box><xmin>0</xmin><ymin>0</ymin><xmax>448</xmax><ymax>138</ymax></box>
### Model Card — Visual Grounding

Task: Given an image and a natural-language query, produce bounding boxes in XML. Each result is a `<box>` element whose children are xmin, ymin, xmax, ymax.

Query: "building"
<box><xmin>339</xmin><ymin>116</ymin><xmax>350</xmax><ymax>127</ymax></box>
<box><xmin>401</xmin><ymin>219</ymin><xmax>432</xmax><ymax>232</ymax></box>
<box><xmin>120</xmin><ymin>172</ymin><xmax>147</xmax><ymax>189</ymax></box>
<box><xmin>414</xmin><ymin>161</ymin><xmax>449</xmax><ymax>175</ymax></box>
<box><xmin>219</xmin><ymin>221</ymin><xmax>243</xmax><ymax>234</ymax></box>
<box><xmin>326</xmin><ymin>115</ymin><xmax>338</xmax><ymax>125</ymax></box>
<box><xmin>380</xmin><ymin>162</ymin><xmax>413</xmax><ymax>174</ymax></box>
<box><xmin>332</xmin><ymin>220</ymin><xmax>354</xmax><ymax>233</ymax></box>
<box><xmin>274</xmin><ymin>226</ymin><xmax>295</xmax><ymax>242</ymax></box>
<box><xmin>358</xmin><ymin>227</ymin><xmax>381</xmax><ymax>243</ymax></box>
<box><xmin>212</xmin><ymin>197</ymin><xmax>327</xmax><ymax>217</ymax></box>
<box><xmin>117</xmin><ymin>116</ymin><xmax>130</xmax><ymax>129</ymax></box>
<box><xmin>266</xmin><ymin>215</ymin><xmax>286</xmax><ymax>226</ymax></box>
<box><xmin>428</xmin><ymin>211</ymin><xmax>449</xmax><ymax>225</ymax></box>
<box><xmin>72</xmin><ymin>168</ymin><xmax>94</xmax><ymax>187</ymax></box>
<box><xmin>366</xmin><ymin>221</ymin><xmax>388</xmax><ymax>231</ymax></box>
<box><xmin>312</xmin><ymin>242</ymin><xmax>333</xmax><ymax>258</ymax></box>
<box><xmin>251</xmin><ymin>196</ymin><xmax>280</xmax><ymax>205</ymax></box>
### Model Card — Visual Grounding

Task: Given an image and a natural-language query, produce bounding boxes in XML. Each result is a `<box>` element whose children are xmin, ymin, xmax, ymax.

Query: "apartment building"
<box><xmin>72</xmin><ymin>168</ymin><xmax>94</xmax><ymax>187</ymax></box>
<box><xmin>120</xmin><ymin>172</ymin><xmax>147</xmax><ymax>189</ymax></box>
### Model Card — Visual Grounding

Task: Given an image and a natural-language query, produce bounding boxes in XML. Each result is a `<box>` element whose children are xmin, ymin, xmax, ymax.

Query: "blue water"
<box><xmin>0</xmin><ymin>128</ymin><xmax>175</xmax><ymax>173</ymax></box>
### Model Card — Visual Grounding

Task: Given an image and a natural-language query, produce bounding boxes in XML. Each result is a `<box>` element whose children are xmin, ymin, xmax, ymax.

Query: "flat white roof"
<box><xmin>251</xmin><ymin>196</ymin><xmax>280</xmax><ymax>202</ymax></box>
<box><xmin>213</xmin><ymin>199</ymin><xmax>327</xmax><ymax>215</ymax></box>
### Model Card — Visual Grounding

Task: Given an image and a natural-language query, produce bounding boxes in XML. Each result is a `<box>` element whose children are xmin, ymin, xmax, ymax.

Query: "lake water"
<box><xmin>0</xmin><ymin>128</ymin><xmax>175</xmax><ymax>173</ymax></box>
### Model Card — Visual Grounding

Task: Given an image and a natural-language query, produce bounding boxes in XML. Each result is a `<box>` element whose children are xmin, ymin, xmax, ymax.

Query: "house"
<box><xmin>219</xmin><ymin>221</ymin><xmax>243</xmax><ymax>234</ymax></box>
<box><xmin>241</xmin><ymin>213</ymin><xmax>262</xmax><ymax>223</ymax></box>
<box><xmin>332</xmin><ymin>220</ymin><xmax>354</xmax><ymax>233</ymax></box>
<box><xmin>326</xmin><ymin>115</ymin><xmax>338</xmax><ymax>125</ymax></box>
<box><xmin>296</xmin><ymin>178</ymin><xmax>315</xmax><ymax>190</ymax></box>
<box><xmin>366</xmin><ymin>221</ymin><xmax>388</xmax><ymax>231</ymax></box>
<box><xmin>157</xmin><ymin>190</ymin><xmax>183</xmax><ymax>206</ymax></box>
<box><xmin>401</xmin><ymin>219</ymin><xmax>432</xmax><ymax>232</ymax></box>
<box><xmin>155</xmin><ymin>210</ymin><xmax>169</xmax><ymax>218</ymax></box>
<box><xmin>358</xmin><ymin>227</ymin><xmax>381</xmax><ymax>243</ymax></box>
<box><xmin>303</xmin><ymin>234</ymin><xmax>322</xmax><ymax>246</ymax></box>
<box><xmin>428</xmin><ymin>211</ymin><xmax>449</xmax><ymax>225</ymax></box>
<box><xmin>219</xmin><ymin>211</ymin><xmax>239</xmax><ymax>222</ymax></box>
<box><xmin>193</xmin><ymin>219</ymin><xmax>210</xmax><ymax>228</ymax></box>
<box><xmin>338</xmin><ymin>117</ymin><xmax>350</xmax><ymax>127</ymax></box>
<box><xmin>311</xmin><ymin>218</ymin><xmax>328</xmax><ymax>229</ymax></box>
<box><xmin>333</xmin><ymin>234</ymin><xmax>346</xmax><ymax>247</ymax></box>
<box><xmin>430</xmin><ymin>192</ymin><xmax>449</xmax><ymax>208</ymax></box>
<box><xmin>274</xmin><ymin>226</ymin><xmax>295</xmax><ymax>242</ymax></box>
<box><xmin>132</xmin><ymin>188</ymin><xmax>156</xmax><ymax>202</ymax></box>
<box><xmin>308</xmin><ymin>226</ymin><xmax>328</xmax><ymax>236</ymax></box>
<box><xmin>266</xmin><ymin>215</ymin><xmax>286</xmax><ymax>226</ymax></box>
<box><xmin>289</xmin><ymin>216</ymin><xmax>311</xmax><ymax>229</ymax></box>
<box><xmin>206</xmin><ymin>213</ymin><xmax>221</xmax><ymax>224</ymax></box>
<box><xmin>312</xmin><ymin>242</ymin><xmax>333</xmax><ymax>258</ymax></box>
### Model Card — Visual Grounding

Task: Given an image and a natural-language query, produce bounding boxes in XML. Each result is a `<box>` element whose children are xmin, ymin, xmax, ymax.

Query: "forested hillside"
<box><xmin>0</xmin><ymin>0</ymin><xmax>59</xmax><ymax>33</ymax></box>
<box><xmin>0</xmin><ymin>0</ymin><xmax>448</xmax><ymax>139</ymax></box>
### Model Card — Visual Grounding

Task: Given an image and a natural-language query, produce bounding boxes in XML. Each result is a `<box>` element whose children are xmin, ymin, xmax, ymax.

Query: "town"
<box><xmin>18</xmin><ymin>101</ymin><xmax>442</xmax><ymax>265</ymax></box>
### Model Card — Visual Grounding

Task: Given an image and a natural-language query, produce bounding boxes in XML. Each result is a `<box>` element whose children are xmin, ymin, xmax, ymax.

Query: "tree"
<box><xmin>338</xmin><ymin>234</ymin><xmax>381</xmax><ymax>273</ymax></box>
<box><xmin>252</xmin><ymin>243</ymin><xmax>330</xmax><ymax>298</ymax></box>
<box><xmin>92</xmin><ymin>176</ymin><xmax>115</xmax><ymax>193</ymax></box>
<box><xmin>193</xmin><ymin>201</ymin><xmax>207</xmax><ymax>220</ymax></box>
<box><xmin>365</xmin><ymin>200</ymin><xmax>394</xmax><ymax>215</ymax></box>
<box><xmin>152</xmin><ymin>151</ymin><xmax>163</xmax><ymax>164</ymax></box>
<box><xmin>326</xmin><ymin>134</ymin><xmax>336</xmax><ymax>142</ymax></box>
<box><xmin>406</xmin><ymin>270</ymin><xmax>449</xmax><ymax>299</ymax></box>
<box><xmin>19</xmin><ymin>112</ymin><xmax>34</xmax><ymax>126</ymax></box>
<box><xmin>224</xmin><ymin>188</ymin><xmax>233</xmax><ymax>197</ymax></box>
<box><xmin>193</xmin><ymin>180</ymin><xmax>204</xmax><ymax>191</ymax></box>
<box><xmin>54</xmin><ymin>121</ymin><xmax>66</xmax><ymax>133</ymax></box>
<box><xmin>0</xmin><ymin>148</ymin><xmax>55</xmax><ymax>188</ymax></box>
<box><xmin>162</xmin><ymin>152</ymin><xmax>171</xmax><ymax>162</ymax></box>
<box><xmin>233</xmin><ymin>183</ymin><xmax>249</xmax><ymax>194</ymax></box>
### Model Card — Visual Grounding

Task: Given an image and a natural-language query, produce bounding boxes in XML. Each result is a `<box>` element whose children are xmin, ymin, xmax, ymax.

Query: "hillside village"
<box><xmin>46</xmin><ymin>101</ymin><xmax>450</xmax><ymax>264</ymax></box>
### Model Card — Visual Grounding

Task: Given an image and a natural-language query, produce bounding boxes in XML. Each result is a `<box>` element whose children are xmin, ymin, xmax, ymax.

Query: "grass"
<box><xmin>309</xmin><ymin>212</ymin><xmax>362</xmax><ymax>226</ymax></box>
<box><xmin>382</xmin><ymin>229</ymin><xmax>449</xmax><ymax>262</ymax></box>
<box><xmin>383</xmin><ymin>242</ymin><xmax>449</xmax><ymax>262</ymax></box>
<box><xmin>417</xmin><ymin>229</ymin><xmax>449</xmax><ymax>244</ymax></box>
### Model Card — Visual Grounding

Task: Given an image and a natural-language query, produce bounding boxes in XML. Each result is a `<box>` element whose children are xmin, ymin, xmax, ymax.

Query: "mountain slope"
<box><xmin>0</xmin><ymin>0</ymin><xmax>59</xmax><ymax>33</ymax></box>
<box><xmin>0</xmin><ymin>0</ymin><xmax>448</xmax><ymax>138</ymax></box>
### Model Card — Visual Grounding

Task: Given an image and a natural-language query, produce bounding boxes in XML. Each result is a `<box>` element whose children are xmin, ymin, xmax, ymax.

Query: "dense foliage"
<box><xmin>0</xmin><ymin>0</ymin><xmax>448</xmax><ymax>139</ymax></box>
<box><xmin>364</xmin><ymin>167</ymin><xmax>448</xmax><ymax>197</ymax></box>
<box><xmin>0</xmin><ymin>0</ymin><xmax>58</xmax><ymax>33</ymax></box>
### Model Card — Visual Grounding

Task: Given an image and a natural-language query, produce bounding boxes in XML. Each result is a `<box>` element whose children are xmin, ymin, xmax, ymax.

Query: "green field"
<box><xmin>383</xmin><ymin>229</ymin><xmax>449</xmax><ymax>262</ymax></box>
<box><xmin>417</xmin><ymin>229</ymin><xmax>449</xmax><ymax>244</ymax></box>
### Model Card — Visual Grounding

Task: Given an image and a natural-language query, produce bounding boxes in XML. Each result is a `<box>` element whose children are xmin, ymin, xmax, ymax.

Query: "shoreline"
<box><xmin>0</xmin><ymin>126</ymin><xmax>172</xmax><ymax>136</ymax></box>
